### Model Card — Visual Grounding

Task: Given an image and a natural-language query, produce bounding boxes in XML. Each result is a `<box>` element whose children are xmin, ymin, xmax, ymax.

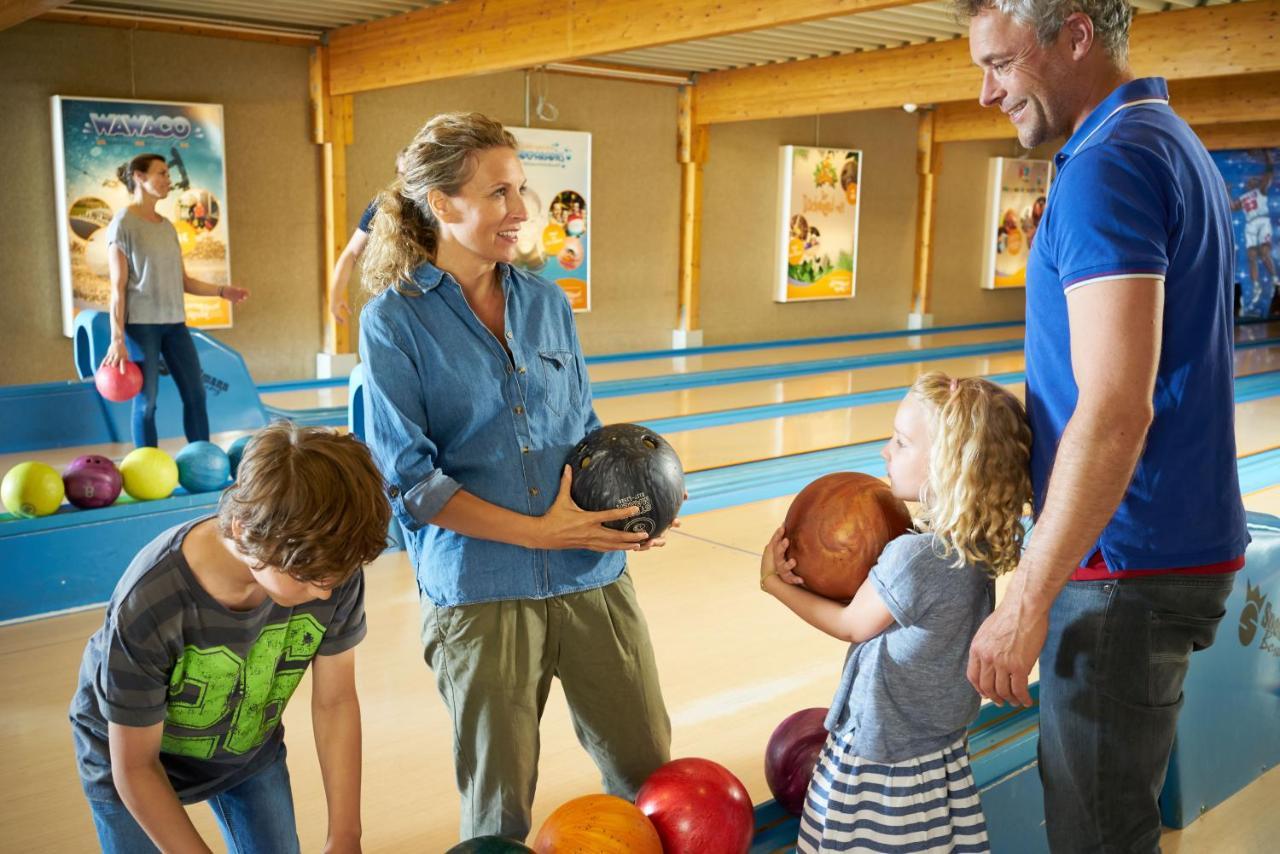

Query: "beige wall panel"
<box><xmin>0</xmin><ymin>21</ymin><xmax>321</xmax><ymax>385</ymax></box>
<box><xmin>929</xmin><ymin>139</ymin><xmax>1055</xmax><ymax>325</ymax></box>
<box><xmin>699</xmin><ymin>108</ymin><xmax>1026</xmax><ymax>344</ymax></box>
<box><xmin>346</xmin><ymin>71</ymin><xmax>682</xmax><ymax>355</ymax></box>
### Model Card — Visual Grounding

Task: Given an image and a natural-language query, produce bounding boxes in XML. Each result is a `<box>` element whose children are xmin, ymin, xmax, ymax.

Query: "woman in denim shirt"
<box><xmin>357</xmin><ymin>113</ymin><xmax>671</xmax><ymax>843</ymax></box>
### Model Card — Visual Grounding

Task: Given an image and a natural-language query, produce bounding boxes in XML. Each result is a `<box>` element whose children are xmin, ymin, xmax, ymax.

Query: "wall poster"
<box><xmin>775</xmin><ymin>145</ymin><xmax>861</xmax><ymax>302</ymax></box>
<box><xmin>1211</xmin><ymin>147</ymin><xmax>1280</xmax><ymax>319</ymax></box>
<box><xmin>980</xmin><ymin>157</ymin><xmax>1051</xmax><ymax>290</ymax></box>
<box><xmin>51</xmin><ymin>96</ymin><xmax>232</xmax><ymax>336</ymax></box>
<box><xmin>509</xmin><ymin>126</ymin><xmax>591</xmax><ymax>312</ymax></box>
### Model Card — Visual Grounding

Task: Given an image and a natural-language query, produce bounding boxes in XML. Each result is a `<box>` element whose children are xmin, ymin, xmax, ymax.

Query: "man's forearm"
<box><xmin>1020</xmin><ymin>403</ymin><xmax>1151</xmax><ymax>609</ymax></box>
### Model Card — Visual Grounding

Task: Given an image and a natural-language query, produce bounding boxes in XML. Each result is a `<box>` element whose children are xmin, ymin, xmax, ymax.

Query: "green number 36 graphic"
<box><xmin>161</xmin><ymin>613</ymin><xmax>324</xmax><ymax>758</ymax></box>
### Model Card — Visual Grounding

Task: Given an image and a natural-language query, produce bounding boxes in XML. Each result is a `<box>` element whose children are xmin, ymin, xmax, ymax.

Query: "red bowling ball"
<box><xmin>94</xmin><ymin>360</ymin><xmax>143</xmax><ymax>403</ymax></box>
<box><xmin>635</xmin><ymin>757</ymin><xmax>754</xmax><ymax>854</ymax></box>
<box><xmin>62</xmin><ymin>455</ymin><xmax>122</xmax><ymax>510</ymax></box>
<box><xmin>764</xmin><ymin>707</ymin><xmax>829</xmax><ymax>816</ymax></box>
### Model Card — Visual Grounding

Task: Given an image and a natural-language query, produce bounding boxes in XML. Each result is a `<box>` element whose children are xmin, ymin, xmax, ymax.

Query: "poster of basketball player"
<box><xmin>51</xmin><ymin>96</ymin><xmax>232</xmax><ymax>336</ymax></box>
<box><xmin>775</xmin><ymin>146</ymin><xmax>861</xmax><ymax>302</ymax></box>
<box><xmin>1212</xmin><ymin>148</ymin><xmax>1280</xmax><ymax>319</ymax></box>
<box><xmin>980</xmin><ymin>157</ymin><xmax>1051</xmax><ymax>289</ymax></box>
<box><xmin>508</xmin><ymin>127</ymin><xmax>591</xmax><ymax>311</ymax></box>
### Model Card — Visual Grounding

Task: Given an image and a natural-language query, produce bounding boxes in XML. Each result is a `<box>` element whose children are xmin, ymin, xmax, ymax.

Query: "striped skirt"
<box><xmin>796</xmin><ymin>732</ymin><xmax>990</xmax><ymax>853</ymax></box>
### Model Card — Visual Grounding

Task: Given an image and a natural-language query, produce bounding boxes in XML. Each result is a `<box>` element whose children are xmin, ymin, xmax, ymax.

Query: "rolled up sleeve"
<box><xmin>358</xmin><ymin>308</ymin><xmax>461</xmax><ymax>530</ymax></box>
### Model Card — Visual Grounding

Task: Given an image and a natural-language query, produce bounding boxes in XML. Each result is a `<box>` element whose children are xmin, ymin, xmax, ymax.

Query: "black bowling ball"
<box><xmin>565</xmin><ymin>423</ymin><xmax>685</xmax><ymax>537</ymax></box>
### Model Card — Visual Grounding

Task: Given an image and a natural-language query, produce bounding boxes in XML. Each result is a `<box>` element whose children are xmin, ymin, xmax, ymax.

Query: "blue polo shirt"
<box><xmin>1024</xmin><ymin>77</ymin><xmax>1248</xmax><ymax>571</ymax></box>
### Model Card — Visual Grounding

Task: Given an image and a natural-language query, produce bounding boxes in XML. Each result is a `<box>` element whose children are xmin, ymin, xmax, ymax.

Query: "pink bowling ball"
<box><xmin>63</xmin><ymin>455</ymin><xmax>123</xmax><ymax>509</ymax></box>
<box><xmin>95</xmin><ymin>361</ymin><xmax>143</xmax><ymax>403</ymax></box>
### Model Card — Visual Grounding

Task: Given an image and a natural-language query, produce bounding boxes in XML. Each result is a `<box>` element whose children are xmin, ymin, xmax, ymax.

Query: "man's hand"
<box><xmin>967</xmin><ymin>572</ymin><xmax>1047</xmax><ymax>707</ymax></box>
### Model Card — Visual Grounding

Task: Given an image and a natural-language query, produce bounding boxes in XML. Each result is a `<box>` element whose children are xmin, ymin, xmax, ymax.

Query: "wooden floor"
<box><xmin>2</xmin><ymin>328</ymin><xmax>1279</xmax><ymax>852</ymax></box>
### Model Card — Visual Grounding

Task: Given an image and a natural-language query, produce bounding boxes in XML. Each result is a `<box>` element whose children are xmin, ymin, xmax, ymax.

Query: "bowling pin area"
<box><xmin>3</xmin><ymin>320</ymin><xmax>1279</xmax><ymax>851</ymax></box>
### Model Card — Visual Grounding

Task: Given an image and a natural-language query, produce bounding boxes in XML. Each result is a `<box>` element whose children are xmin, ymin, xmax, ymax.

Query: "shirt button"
<box><xmin>387</xmin><ymin>485</ymin><xmax>400</xmax><ymax>499</ymax></box>
<box><xmin>529</xmin><ymin>487</ymin><xmax>539</xmax><ymax>496</ymax></box>
<box><xmin>514</xmin><ymin>405</ymin><xmax>524</xmax><ymax>414</ymax></box>
<box><xmin>507</xmin><ymin>365</ymin><xmax>513</xmax><ymax>374</ymax></box>
<box><xmin>518</xmin><ymin>366</ymin><xmax>527</xmax><ymax>374</ymax></box>
<box><xmin>505</xmin><ymin>331</ymin><xmax>513</xmax><ymax>339</ymax></box>
<box><xmin>522</xmin><ymin>446</ymin><xmax>530</xmax><ymax>454</ymax></box>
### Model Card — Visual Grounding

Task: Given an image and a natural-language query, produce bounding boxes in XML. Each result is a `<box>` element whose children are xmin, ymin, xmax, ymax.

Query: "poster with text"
<box><xmin>775</xmin><ymin>146</ymin><xmax>861</xmax><ymax>302</ymax></box>
<box><xmin>51</xmin><ymin>96</ymin><xmax>232</xmax><ymax>336</ymax></box>
<box><xmin>1211</xmin><ymin>147</ymin><xmax>1280</xmax><ymax>320</ymax></box>
<box><xmin>980</xmin><ymin>157</ymin><xmax>1051</xmax><ymax>290</ymax></box>
<box><xmin>510</xmin><ymin>127</ymin><xmax>591</xmax><ymax>312</ymax></box>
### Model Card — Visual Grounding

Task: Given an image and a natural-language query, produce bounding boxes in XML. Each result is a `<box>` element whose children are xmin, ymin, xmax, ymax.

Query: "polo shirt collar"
<box><xmin>1054</xmin><ymin>77</ymin><xmax>1169</xmax><ymax>168</ymax></box>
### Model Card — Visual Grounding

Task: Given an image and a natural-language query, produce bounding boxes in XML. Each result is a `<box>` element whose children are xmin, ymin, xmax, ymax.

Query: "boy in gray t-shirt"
<box><xmin>69</xmin><ymin>424</ymin><xmax>391</xmax><ymax>853</ymax></box>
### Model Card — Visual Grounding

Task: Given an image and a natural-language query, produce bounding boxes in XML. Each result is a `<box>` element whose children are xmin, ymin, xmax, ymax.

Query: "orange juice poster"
<box><xmin>981</xmin><ymin>157</ymin><xmax>1051</xmax><ymax>289</ymax></box>
<box><xmin>510</xmin><ymin>127</ymin><xmax>591</xmax><ymax>312</ymax></box>
<box><xmin>51</xmin><ymin>96</ymin><xmax>233</xmax><ymax>335</ymax></box>
<box><xmin>776</xmin><ymin>146</ymin><xmax>861</xmax><ymax>302</ymax></box>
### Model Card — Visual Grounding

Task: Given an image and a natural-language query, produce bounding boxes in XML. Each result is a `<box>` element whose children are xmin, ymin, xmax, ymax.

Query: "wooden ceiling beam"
<box><xmin>325</xmin><ymin>0</ymin><xmax>923</xmax><ymax>96</ymax></box>
<box><xmin>934</xmin><ymin>72</ymin><xmax>1280</xmax><ymax>143</ymax></box>
<box><xmin>694</xmin><ymin>1</ymin><xmax>1280</xmax><ymax>125</ymax></box>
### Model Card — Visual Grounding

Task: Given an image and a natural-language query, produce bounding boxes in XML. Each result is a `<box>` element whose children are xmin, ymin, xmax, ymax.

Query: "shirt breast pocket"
<box><xmin>538</xmin><ymin>349</ymin><xmax>579</xmax><ymax>416</ymax></box>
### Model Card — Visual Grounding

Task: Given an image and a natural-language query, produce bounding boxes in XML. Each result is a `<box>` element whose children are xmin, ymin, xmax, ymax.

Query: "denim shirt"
<box><xmin>358</xmin><ymin>261</ymin><xmax>623</xmax><ymax>606</ymax></box>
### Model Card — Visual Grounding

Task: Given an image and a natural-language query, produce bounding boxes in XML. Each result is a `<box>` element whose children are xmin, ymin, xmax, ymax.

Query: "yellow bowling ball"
<box><xmin>1</xmin><ymin>461</ymin><xmax>65</xmax><ymax>518</ymax></box>
<box><xmin>119</xmin><ymin>447</ymin><xmax>179</xmax><ymax>501</ymax></box>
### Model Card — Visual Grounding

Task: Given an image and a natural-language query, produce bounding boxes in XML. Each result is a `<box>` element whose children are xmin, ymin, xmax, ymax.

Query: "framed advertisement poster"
<box><xmin>1210</xmin><ymin>147</ymin><xmax>1280</xmax><ymax>319</ymax></box>
<box><xmin>775</xmin><ymin>145</ymin><xmax>861</xmax><ymax>303</ymax></box>
<box><xmin>51</xmin><ymin>96</ymin><xmax>233</xmax><ymax>336</ymax></box>
<box><xmin>509</xmin><ymin>127</ymin><xmax>591</xmax><ymax>312</ymax></box>
<box><xmin>980</xmin><ymin>157</ymin><xmax>1051</xmax><ymax>289</ymax></box>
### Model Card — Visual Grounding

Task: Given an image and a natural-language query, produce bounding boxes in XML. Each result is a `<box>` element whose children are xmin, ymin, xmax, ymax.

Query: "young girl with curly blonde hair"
<box><xmin>760</xmin><ymin>372</ymin><xmax>1033</xmax><ymax>853</ymax></box>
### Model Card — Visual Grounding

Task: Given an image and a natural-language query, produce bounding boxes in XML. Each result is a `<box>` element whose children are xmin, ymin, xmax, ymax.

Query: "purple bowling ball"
<box><xmin>63</xmin><ymin>455</ymin><xmax>123</xmax><ymax>509</ymax></box>
<box><xmin>764</xmin><ymin>707</ymin><xmax>829</xmax><ymax>816</ymax></box>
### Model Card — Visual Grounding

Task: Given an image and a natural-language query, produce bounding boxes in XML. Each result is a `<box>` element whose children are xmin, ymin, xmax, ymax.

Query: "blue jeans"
<box><xmin>87</xmin><ymin>752</ymin><xmax>301</xmax><ymax>853</ymax></box>
<box><xmin>125</xmin><ymin>322</ymin><xmax>209</xmax><ymax>448</ymax></box>
<box><xmin>1037</xmin><ymin>573</ymin><xmax>1235</xmax><ymax>853</ymax></box>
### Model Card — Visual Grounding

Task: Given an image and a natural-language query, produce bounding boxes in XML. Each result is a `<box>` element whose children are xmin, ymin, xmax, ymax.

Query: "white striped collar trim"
<box><xmin>1067</xmin><ymin>97</ymin><xmax>1170</xmax><ymax>157</ymax></box>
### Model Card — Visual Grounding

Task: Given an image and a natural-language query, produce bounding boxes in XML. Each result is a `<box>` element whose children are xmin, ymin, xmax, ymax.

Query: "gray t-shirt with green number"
<box><xmin>105</xmin><ymin>208</ymin><xmax>187</xmax><ymax>324</ymax></box>
<box><xmin>69</xmin><ymin>518</ymin><xmax>366</xmax><ymax>804</ymax></box>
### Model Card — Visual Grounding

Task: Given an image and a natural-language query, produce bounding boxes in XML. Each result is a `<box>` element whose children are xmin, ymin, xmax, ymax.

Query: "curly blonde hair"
<box><xmin>362</xmin><ymin>112</ymin><xmax>518</xmax><ymax>295</ymax></box>
<box><xmin>910</xmin><ymin>372</ymin><xmax>1033</xmax><ymax>576</ymax></box>
<box><xmin>217</xmin><ymin>422</ymin><xmax>391</xmax><ymax>585</ymax></box>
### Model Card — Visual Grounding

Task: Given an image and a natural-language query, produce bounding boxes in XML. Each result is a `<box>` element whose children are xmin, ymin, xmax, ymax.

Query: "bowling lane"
<box><xmin>589</xmin><ymin>320</ymin><xmax>1280</xmax><ymax>383</ymax></box>
<box><xmin>669</xmin><ymin>383</ymin><xmax>1280</xmax><ymax>475</ymax></box>
<box><xmin>584</xmin><ymin>325</ymin><xmax>1027</xmax><ymax>382</ymax></box>
<box><xmin>252</xmin><ymin>322</ymin><xmax>1280</xmax><ymax>418</ymax></box>
<box><xmin>595</xmin><ymin>353</ymin><xmax>1028</xmax><ymax>424</ymax></box>
<box><xmin>1246</xmin><ymin>485</ymin><xmax>1280</xmax><ymax>516</ymax></box>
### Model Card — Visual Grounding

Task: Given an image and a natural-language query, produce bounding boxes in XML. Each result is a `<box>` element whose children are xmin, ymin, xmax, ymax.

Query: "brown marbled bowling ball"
<box><xmin>783</xmin><ymin>472</ymin><xmax>912</xmax><ymax>600</ymax></box>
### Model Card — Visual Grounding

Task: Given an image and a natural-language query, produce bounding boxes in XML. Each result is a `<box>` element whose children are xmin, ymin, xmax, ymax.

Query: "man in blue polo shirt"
<box><xmin>955</xmin><ymin>0</ymin><xmax>1249</xmax><ymax>849</ymax></box>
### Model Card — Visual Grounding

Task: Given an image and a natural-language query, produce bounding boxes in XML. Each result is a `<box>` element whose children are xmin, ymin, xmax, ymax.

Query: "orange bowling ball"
<box><xmin>531</xmin><ymin>794</ymin><xmax>662</xmax><ymax>854</ymax></box>
<box><xmin>783</xmin><ymin>471</ymin><xmax>913</xmax><ymax>600</ymax></box>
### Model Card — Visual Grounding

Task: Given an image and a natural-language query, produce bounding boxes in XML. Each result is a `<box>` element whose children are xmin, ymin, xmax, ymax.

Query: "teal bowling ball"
<box><xmin>175</xmin><ymin>442</ymin><xmax>231</xmax><ymax>493</ymax></box>
<box><xmin>446</xmin><ymin>837</ymin><xmax>534</xmax><ymax>853</ymax></box>
<box><xmin>226</xmin><ymin>434</ymin><xmax>254</xmax><ymax>479</ymax></box>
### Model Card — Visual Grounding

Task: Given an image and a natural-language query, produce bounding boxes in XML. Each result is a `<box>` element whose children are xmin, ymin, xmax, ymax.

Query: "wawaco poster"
<box><xmin>1211</xmin><ymin>147</ymin><xmax>1280</xmax><ymax>320</ymax></box>
<box><xmin>776</xmin><ymin>146</ymin><xmax>861</xmax><ymax>302</ymax></box>
<box><xmin>51</xmin><ymin>96</ymin><xmax>232</xmax><ymax>336</ymax></box>
<box><xmin>980</xmin><ymin>157</ymin><xmax>1051</xmax><ymax>290</ymax></box>
<box><xmin>510</xmin><ymin>127</ymin><xmax>592</xmax><ymax>312</ymax></box>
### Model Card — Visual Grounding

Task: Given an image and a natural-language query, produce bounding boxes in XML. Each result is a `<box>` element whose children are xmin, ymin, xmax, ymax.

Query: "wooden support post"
<box><xmin>677</xmin><ymin>85</ymin><xmax>708</xmax><ymax>336</ymax></box>
<box><xmin>909</xmin><ymin>110</ymin><xmax>940</xmax><ymax>320</ymax></box>
<box><xmin>311</xmin><ymin>46</ymin><xmax>354</xmax><ymax>355</ymax></box>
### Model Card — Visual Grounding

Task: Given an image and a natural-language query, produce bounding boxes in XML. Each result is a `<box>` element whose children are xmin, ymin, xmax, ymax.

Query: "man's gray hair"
<box><xmin>953</xmin><ymin>0</ymin><xmax>1133</xmax><ymax>64</ymax></box>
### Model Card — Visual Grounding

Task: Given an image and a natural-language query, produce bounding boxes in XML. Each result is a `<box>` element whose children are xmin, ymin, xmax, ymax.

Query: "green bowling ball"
<box><xmin>445</xmin><ymin>836</ymin><xmax>534</xmax><ymax>853</ymax></box>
